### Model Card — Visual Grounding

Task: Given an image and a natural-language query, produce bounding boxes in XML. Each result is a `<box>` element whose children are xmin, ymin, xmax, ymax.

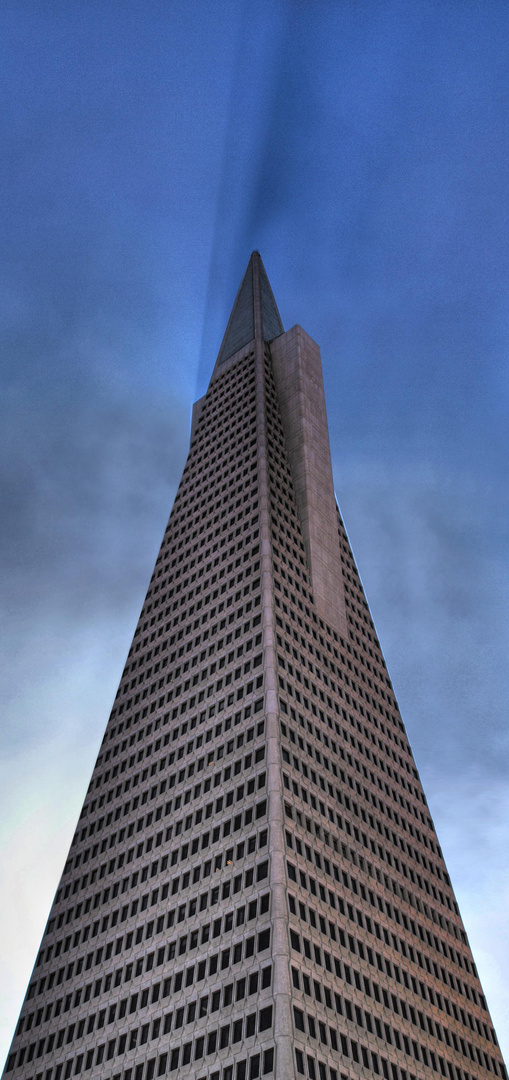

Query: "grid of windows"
<box><xmin>4</xmin><ymin>257</ymin><xmax>505</xmax><ymax>1080</ymax></box>
<box><xmin>5</xmin><ymin>347</ymin><xmax>278</xmax><ymax>1080</ymax></box>
<box><xmin>261</xmin><ymin>348</ymin><xmax>505</xmax><ymax>1080</ymax></box>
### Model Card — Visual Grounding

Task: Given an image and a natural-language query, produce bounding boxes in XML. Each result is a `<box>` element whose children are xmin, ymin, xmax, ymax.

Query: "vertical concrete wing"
<box><xmin>270</xmin><ymin>326</ymin><xmax>348</xmax><ymax>639</ymax></box>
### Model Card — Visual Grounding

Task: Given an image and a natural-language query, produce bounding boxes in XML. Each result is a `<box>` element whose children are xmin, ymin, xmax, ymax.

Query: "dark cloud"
<box><xmin>1</xmin><ymin>0</ymin><xmax>509</xmax><ymax>1064</ymax></box>
<box><xmin>0</xmin><ymin>374</ymin><xmax>188</xmax><ymax>750</ymax></box>
<box><xmin>336</xmin><ymin>460</ymin><xmax>509</xmax><ymax>779</ymax></box>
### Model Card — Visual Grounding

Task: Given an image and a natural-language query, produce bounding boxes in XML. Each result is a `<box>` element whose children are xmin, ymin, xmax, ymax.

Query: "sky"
<box><xmin>1</xmin><ymin>0</ymin><xmax>508</xmax><ymax>1066</ymax></box>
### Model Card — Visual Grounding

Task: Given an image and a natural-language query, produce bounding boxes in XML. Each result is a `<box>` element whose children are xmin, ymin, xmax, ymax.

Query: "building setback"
<box><xmin>3</xmin><ymin>253</ymin><xmax>506</xmax><ymax>1080</ymax></box>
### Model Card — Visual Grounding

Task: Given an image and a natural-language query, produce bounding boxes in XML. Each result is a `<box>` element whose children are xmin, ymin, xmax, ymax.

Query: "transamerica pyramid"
<box><xmin>3</xmin><ymin>253</ymin><xmax>506</xmax><ymax>1080</ymax></box>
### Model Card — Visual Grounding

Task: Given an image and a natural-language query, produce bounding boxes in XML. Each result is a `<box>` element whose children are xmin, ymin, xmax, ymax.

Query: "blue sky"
<box><xmin>1</xmin><ymin>0</ymin><xmax>508</xmax><ymax>1065</ymax></box>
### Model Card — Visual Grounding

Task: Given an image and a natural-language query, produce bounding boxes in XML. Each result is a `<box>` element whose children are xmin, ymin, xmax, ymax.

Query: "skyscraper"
<box><xmin>3</xmin><ymin>253</ymin><xmax>506</xmax><ymax>1080</ymax></box>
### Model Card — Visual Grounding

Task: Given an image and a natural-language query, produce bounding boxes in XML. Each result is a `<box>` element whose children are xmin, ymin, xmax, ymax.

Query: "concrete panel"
<box><xmin>270</xmin><ymin>326</ymin><xmax>348</xmax><ymax>639</ymax></box>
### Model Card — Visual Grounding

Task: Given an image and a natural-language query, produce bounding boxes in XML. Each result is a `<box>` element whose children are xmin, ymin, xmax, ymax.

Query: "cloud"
<box><xmin>336</xmin><ymin>456</ymin><xmax>509</xmax><ymax>777</ymax></box>
<box><xmin>335</xmin><ymin>454</ymin><xmax>509</xmax><ymax>1053</ymax></box>
<box><xmin>1</xmin><ymin>377</ymin><xmax>188</xmax><ymax>749</ymax></box>
<box><xmin>2</xmin><ymin>0</ymin><xmax>509</xmax><ymax>1065</ymax></box>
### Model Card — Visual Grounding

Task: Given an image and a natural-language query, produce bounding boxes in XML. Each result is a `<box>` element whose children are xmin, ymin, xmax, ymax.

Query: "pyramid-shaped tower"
<box><xmin>4</xmin><ymin>254</ymin><xmax>506</xmax><ymax>1080</ymax></box>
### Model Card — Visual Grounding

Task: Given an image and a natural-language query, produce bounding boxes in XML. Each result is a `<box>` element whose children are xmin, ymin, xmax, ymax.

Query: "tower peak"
<box><xmin>216</xmin><ymin>252</ymin><xmax>284</xmax><ymax>367</ymax></box>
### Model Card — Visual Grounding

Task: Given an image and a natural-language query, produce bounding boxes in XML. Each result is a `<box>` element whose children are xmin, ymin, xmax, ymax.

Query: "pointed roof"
<box><xmin>216</xmin><ymin>252</ymin><xmax>284</xmax><ymax>367</ymax></box>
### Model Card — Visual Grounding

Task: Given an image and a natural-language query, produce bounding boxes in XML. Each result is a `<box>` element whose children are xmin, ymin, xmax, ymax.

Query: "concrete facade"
<box><xmin>270</xmin><ymin>325</ymin><xmax>348</xmax><ymax>640</ymax></box>
<box><xmin>3</xmin><ymin>254</ymin><xmax>506</xmax><ymax>1080</ymax></box>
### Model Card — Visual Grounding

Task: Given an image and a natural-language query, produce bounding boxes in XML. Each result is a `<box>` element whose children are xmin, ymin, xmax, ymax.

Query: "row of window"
<box><xmin>185</xmin><ymin>383</ymin><xmax>256</xmax><ymax>458</ymax></box>
<box><xmin>192</xmin><ymin>352</ymin><xmax>254</xmax><ymax>411</ymax></box>
<box><xmin>157</xmin><ymin>516</ymin><xmax>257</xmax><ymax>580</ymax></box>
<box><xmin>172</xmin><ymin>462</ymin><xmax>259</xmax><ymax>533</ymax></box>
<box><xmin>14</xmin><ymin>954</ymin><xmax>273</xmax><ymax>1068</ymax></box>
<box><xmin>169</xmin><ymin>454</ymin><xmax>258</xmax><ymax>540</ymax></box>
<box><xmin>285</xmin><ymin>721</ymin><xmax>436</xmax><ymax>864</ymax></box>
<box><xmin>127</xmin><ymin>591</ymin><xmax>259</xmax><ymax>699</ymax></box>
<box><xmin>114</xmin><ymin>645</ymin><xmax>263</xmax><ymax>735</ymax></box>
<box><xmin>161</xmin><ymin>490</ymin><xmax>259</xmax><ymax>592</ymax></box>
<box><xmin>69</xmin><ymin>742</ymin><xmax>266</xmax><ymax>874</ymax></box>
<box><xmin>283</xmin><ymin>781</ymin><xmax>449</xmax><ymax>941</ymax></box>
<box><xmin>175</xmin><ymin>453</ymin><xmax>257</xmax><ymax>525</ymax></box>
<box><xmin>146</xmin><ymin>537</ymin><xmax>261</xmax><ymax>617</ymax></box>
<box><xmin>156</xmin><ymin>503</ymin><xmax>259</xmax><ymax>600</ymax></box>
<box><xmin>164</xmin><ymin>649</ymin><xmax>263</xmax><ymax>704</ymax></box>
<box><xmin>294</xmin><ymin>988</ymin><xmax>499</xmax><ymax>1075</ymax></box>
<box><xmin>56</xmin><ymin>771</ymin><xmax>265</xmax><ymax>929</ymax></box>
<box><xmin>272</xmin><ymin>549</ymin><xmax>311</xmax><ymax>605</ymax></box>
<box><xmin>267</xmin><ymin>478</ymin><xmax>306</xmax><ymax>562</ymax></box>
<box><xmin>278</xmin><ymin>670</ymin><xmax>424</xmax><ymax>811</ymax></box>
<box><xmin>61</xmin><ymin>750</ymin><xmax>266</xmax><ymax>902</ymax></box>
<box><xmin>288</xmin><ymin>912</ymin><xmax>488</xmax><ymax>1053</ymax></box>
<box><xmin>161</xmin><ymin>506</ymin><xmax>258</xmax><ymax>581</ymax></box>
<box><xmin>88</xmin><ymin>690</ymin><xmax>264</xmax><ymax>820</ymax></box>
<box><xmin>8</xmin><ymin>997</ymin><xmax>273</xmax><ymax>1073</ymax></box>
<box><xmin>48</xmin><ymin>837</ymin><xmax>269</xmax><ymax>972</ymax></box>
<box><xmin>294</xmin><ymin>1006</ymin><xmax>501</xmax><ymax>1080</ymax></box>
<box><xmin>41</xmin><ymin>823</ymin><xmax>268</xmax><ymax>969</ymax></box>
<box><xmin>275</xmin><ymin>600</ymin><xmax>391</xmax><ymax>703</ymax></box>
<box><xmin>122</xmin><ymin>617</ymin><xmax>261</xmax><ymax>722</ymax></box>
<box><xmin>119</xmin><ymin>630</ymin><xmax>262</xmax><ymax>713</ymax></box>
<box><xmin>274</xmin><ymin>589</ymin><xmax>400</xmax><ymax>737</ymax></box>
<box><xmin>189</xmin><ymin>373</ymin><xmax>255</xmax><ymax>449</ymax></box>
<box><xmin>131</xmin><ymin>553</ymin><xmax>261</xmax><ymax>667</ymax></box>
<box><xmin>76</xmin><ymin>749</ymin><xmax>263</xmax><ymax>857</ymax></box>
<box><xmin>287</xmin><ymin>857</ymin><xmax>482</xmax><ymax>1018</ymax></box>
<box><xmin>118</xmin><ymin>610</ymin><xmax>261</xmax><ymax>743</ymax></box>
<box><xmin>133</xmin><ymin>518</ymin><xmax>261</xmax><ymax>647</ymax></box>
<box><xmin>288</xmin><ymin>887</ymin><xmax>488</xmax><ymax>1042</ymax></box>
<box><xmin>26</xmin><ymin>893</ymin><xmax>271</xmax><ymax>1035</ymax></box>
<box><xmin>279</xmin><ymin>688</ymin><xmax>426</xmax><ymax>832</ymax></box>
<box><xmin>343</xmin><ymin>577</ymin><xmax>376</xmax><ymax>625</ymax></box>
<box><xmin>292</xmin><ymin>959</ymin><xmax>497</xmax><ymax>1064</ymax></box>
<box><xmin>283</xmin><ymin>759</ymin><xmax>454</xmax><ymax>931</ymax></box>
<box><xmin>280</xmin><ymin>719</ymin><xmax>451</xmax><ymax>925</ymax></box>
<box><xmin>108</xmin><ymin>617</ymin><xmax>263</xmax><ymax>737</ymax></box>
<box><xmin>143</xmin><ymin>538</ymin><xmax>260</xmax><ymax>631</ymax></box>
<box><xmin>278</xmin><ymin>635</ymin><xmax>393</xmax><ymax>744</ymax></box>
<box><xmin>160</xmin><ymin>557</ymin><xmax>261</xmax><ymax>624</ymax></box>
<box><xmin>6</xmin><ymin>1047</ymin><xmax>275</xmax><ymax>1080</ymax></box>
<box><xmin>28</xmin><ymin>950</ymin><xmax>271</xmax><ymax>1045</ymax></box>
<box><xmin>191</xmin><ymin>379</ymin><xmax>256</xmax><ymax>436</ymax></box>
<box><xmin>127</xmin><ymin>363</ymin><xmax>259</xmax><ymax>671</ymax></box>
<box><xmin>281</xmin><ymin>759</ymin><xmax>450</xmax><ymax>926</ymax></box>
<box><xmin>285</xmin><ymin>818</ymin><xmax>471</xmax><ymax>980</ymax></box>
<box><xmin>27</xmin><ymin>859</ymin><xmax>269</xmax><ymax>1002</ymax></box>
<box><xmin>279</xmin><ymin>670</ymin><xmax>414</xmax><ymax>791</ymax></box>
<box><xmin>282</xmin><ymin>738</ymin><xmax>439</xmax><ymax>904</ymax></box>
<box><xmin>272</xmin><ymin>540</ymin><xmax>311</xmax><ymax>596</ymax></box>
<box><xmin>191</xmin><ymin>352</ymin><xmax>254</xmax><ymax>424</ymax></box>
<box><xmin>281</xmin><ymin>724</ymin><xmax>439</xmax><ymax>890</ymax></box>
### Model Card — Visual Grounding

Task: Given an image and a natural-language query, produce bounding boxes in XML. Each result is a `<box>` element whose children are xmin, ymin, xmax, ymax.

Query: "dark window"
<box><xmin>294</xmin><ymin>1007</ymin><xmax>305</xmax><ymax>1032</ymax></box>
<box><xmin>258</xmin><ymin>928</ymin><xmax>270</xmax><ymax>951</ymax></box>
<box><xmin>246</xmin><ymin>1013</ymin><xmax>256</xmax><ymax>1037</ymax></box>
<box><xmin>263</xmin><ymin>1048</ymin><xmax>274</xmax><ymax>1074</ymax></box>
<box><xmin>259</xmin><ymin>1006</ymin><xmax>273</xmax><ymax>1031</ymax></box>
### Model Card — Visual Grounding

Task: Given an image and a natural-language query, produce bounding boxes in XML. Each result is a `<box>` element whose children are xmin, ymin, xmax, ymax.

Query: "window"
<box><xmin>294</xmin><ymin>1007</ymin><xmax>305</xmax><ymax>1032</ymax></box>
<box><xmin>259</xmin><ymin>1005</ymin><xmax>273</xmax><ymax>1031</ymax></box>
<box><xmin>263</xmin><ymin>1048</ymin><xmax>274</xmax><ymax>1075</ymax></box>
<box><xmin>258</xmin><ymin>928</ymin><xmax>270</xmax><ymax>951</ymax></box>
<box><xmin>246</xmin><ymin>1013</ymin><xmax>256</xmax><ymax>1037</ymax></box>
<box><xmin>290</xmin><ymin>930</ymin><xmax>300</xmax><ymax>952</ymax></box>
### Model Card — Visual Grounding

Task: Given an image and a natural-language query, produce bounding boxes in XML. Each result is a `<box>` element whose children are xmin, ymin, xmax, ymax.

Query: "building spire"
<box><xmin>216</xmin><ymin>251</ymin><xmax>284</xmax><ymax>367</ymax></box>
